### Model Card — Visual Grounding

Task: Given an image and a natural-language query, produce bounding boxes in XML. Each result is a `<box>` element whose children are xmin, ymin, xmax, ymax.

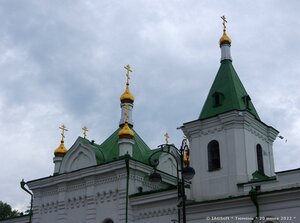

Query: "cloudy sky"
<box><xmin>0</xmin><ymin>0</ymin><xmax>299</xmax><ymax>211</ymax></box>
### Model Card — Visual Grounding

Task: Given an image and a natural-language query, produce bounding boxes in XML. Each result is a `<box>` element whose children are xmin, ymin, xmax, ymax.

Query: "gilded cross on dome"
<box><xmin>124</xmin><ymin>64</ymin><xmax>132</xmax><ymax>85</ymax></box>
<box><xmin>82</xmin><ymin>126</ymin><xmax>88</xmax><ymax>139</ymax></box>
<box><xmin>59</xmin><ymin>124</ymin><xmax>68</xmax><ymax>142</ymax></box>
<box><xmin>221</xmin><ymin>15</ymin><xmax>227</xmax><ymax>32</ymax></box>
<box><xmin>164</xmin><ymin>132</ymin><xmax>169</xmax><ymax>144</ymax></box>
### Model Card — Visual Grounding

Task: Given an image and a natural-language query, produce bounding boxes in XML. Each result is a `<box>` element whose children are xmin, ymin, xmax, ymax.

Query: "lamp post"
<box><xmin>148</xmin><ymin>138</ymin><xmax>195</xmax><ymax>223</ymax></box>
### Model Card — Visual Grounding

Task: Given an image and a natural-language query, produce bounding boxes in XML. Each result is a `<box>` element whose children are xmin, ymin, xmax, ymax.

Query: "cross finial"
<box><xmin>221</xmin><ymin>15</ymin><xmax>227</xmax><ymax>33</ymax></box>
<box><xmin>82</xmin><ymin>126</ymin><xmax>88</xmax><ymax>139</ymax></box>
<box><xmin>59</xmin><ymin>124</ymin><xmax>68</xmax><ymax>142</ymax></box>
<box><xmin>124</xmin><ymin>64</ymin><xmax>132</xmax><ymax>85</ymax></box>
<box><xmin>164</xmin><ymin>132</ymin><xmax>170</xmax><ymax>144</ymax></box>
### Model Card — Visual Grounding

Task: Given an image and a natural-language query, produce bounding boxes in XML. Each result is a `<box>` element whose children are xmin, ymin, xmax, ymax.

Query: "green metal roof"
<box><xmin>199</xmin><ymin>59</ymin><xmax>260</xmax><ymax>120</ymax></box>
<box><xmin>98</xmin><ymin>128</ymin><xmax>154</xmax><ymax>164</ymax></box>
<box><xmin>73</xmin><ymin>128</ymin><xmax>157</xmax><ymax>165</ymax></box>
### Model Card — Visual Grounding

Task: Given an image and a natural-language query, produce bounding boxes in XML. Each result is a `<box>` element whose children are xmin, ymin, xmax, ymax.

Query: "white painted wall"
<box><xmin>27</xmin><ymin>159</ymin><xmax>175</xmax><ymax>223</ymax></box>
<box><xmin>183</xmin><ymin>111</ymin><xmax>278</xmax><ymax>201</ymax></box>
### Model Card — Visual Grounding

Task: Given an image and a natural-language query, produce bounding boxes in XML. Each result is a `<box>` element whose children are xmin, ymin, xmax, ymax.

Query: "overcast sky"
<box><xmin>0</xmin><ymin>0</ymin><xmax>299</xmax><ymax>211</ymax></box>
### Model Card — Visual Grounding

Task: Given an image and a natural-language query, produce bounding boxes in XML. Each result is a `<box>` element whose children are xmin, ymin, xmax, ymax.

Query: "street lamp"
<box><xmin>148</xmin><ymin>138</ymin><xmax>195</xmax><ymax>223</ymax></box>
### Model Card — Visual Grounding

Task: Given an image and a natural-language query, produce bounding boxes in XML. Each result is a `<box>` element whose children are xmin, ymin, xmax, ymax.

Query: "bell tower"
<box><xmin>183</xmin><ymin>16</ymin><xmax>279</xmax><ymax>201</ymax></box>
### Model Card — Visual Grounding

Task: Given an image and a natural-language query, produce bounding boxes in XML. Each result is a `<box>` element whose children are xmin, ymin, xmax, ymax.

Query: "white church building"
<box><xmin>1</xmin><ymin>19</ymin><xmax>300</xmax><ymax>223</ymax></box>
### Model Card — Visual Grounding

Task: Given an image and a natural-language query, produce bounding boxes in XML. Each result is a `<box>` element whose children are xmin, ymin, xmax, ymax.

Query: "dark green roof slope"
<box><xmin>98</xmin><ymin>128</ymin><xmax>154</xmax><ymax>164</ymax></box>
<box><xmin>75</xmin><ymin>129</ymin><xmax>156</xmax><ymax>165</ymax></box>
<box><xmin>199</xmin><ymin>60</ymin><xmax>260</xmax><ymax>120</ymax></box>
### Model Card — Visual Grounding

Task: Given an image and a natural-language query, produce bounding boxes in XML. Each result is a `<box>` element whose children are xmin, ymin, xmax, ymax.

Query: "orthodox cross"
<box><xmin>164</xmin><ymin>132</ymin><xmax>169</xmax><ymax>144</ymax></box>
<box><xmin>124</xmin><ymin>64</ymin><xmax>132</xmax><ymax>85</ymax></box>
<box><xmin>221</xmin><ymin>15</ymin><xmax>227</xmax><ymax>32</ymax></box>
<box><xmin>82</xmin><ymin>126</ymin><xmax>88</xmax><ymax>139</ymax></box>
<box><xmin>59</xmin><ymin>124</ymin><xmax>68</xmax><ymax>142</ymax></box>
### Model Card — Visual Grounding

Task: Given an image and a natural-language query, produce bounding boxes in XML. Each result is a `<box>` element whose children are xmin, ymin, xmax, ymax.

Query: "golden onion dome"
<box><xmin>183</xmin><ymin>149</ymin><xmax>191</xmax><ymax>167</ymax></box>
<box><xmin>183</xmin><ymin>153</ymin><xmax>188</xmax><ymax>166</ymax></box>
<box><xmin>219</xmin><ymin>31</ymin><xmax>231</xmax><ymax>45</ymax></box>
<box><xmin>54</xmin><ymin>141</ymin><xmax>68</xmax><ymax>157</ymax></box>
<box><xmin>120</xmin><ymin>84</ymin><xmax>134</xmax><ymax>103</ymax></box>
<box><xmin>118</xmin><ymin>122</ymin><xmax>134</xmax><ymax>139</ymax></box>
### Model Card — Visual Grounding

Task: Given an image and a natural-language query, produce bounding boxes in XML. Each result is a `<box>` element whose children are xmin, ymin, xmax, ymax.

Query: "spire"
<box><xmin>219</xmin><ymin>15</ymin><xmax>232</xmax><ymax>61</ymax></box>
<box><xmin>199</xmin><ymin>17</ymin><xmax>260</xmax><ymax>120</ymax></box>
<box><xmin>119</xmin><ymin>64</ymin><xmax>134</xmax><ymax>126</ymax></box>
<box><xmin>54</xmin><ymin>124</ymin><xmax>68</xmax><ymax>157</ymax></box>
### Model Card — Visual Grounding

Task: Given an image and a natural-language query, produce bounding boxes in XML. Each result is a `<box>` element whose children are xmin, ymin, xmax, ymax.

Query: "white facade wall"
<box><xmin>27</xmin><ymin>159</ymin><xmax>176</xmax><ymax>223</ymax></box>
<box><xmin>131</xmin><ymin>190</ymin><xmax>178</xmax><ymax>222</ymax></box>
<box><xmin>186</xmin><ymin>188</ymin><xmax>300</xmax><ymax>223</ymax></box>
<box><xmin>183</xmin><ymin>111</ymin><xmax>278</xmax><ymax>201</ymax></box>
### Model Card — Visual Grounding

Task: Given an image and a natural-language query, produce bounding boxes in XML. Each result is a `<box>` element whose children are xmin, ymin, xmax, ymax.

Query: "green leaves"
<box><xmin>0</xmin><ymin>201</ymin><xmax>21</xmax><ymax>220</ymax></box>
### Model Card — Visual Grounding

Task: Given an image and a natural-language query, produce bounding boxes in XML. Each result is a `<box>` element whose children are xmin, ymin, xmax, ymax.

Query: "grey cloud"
<box><xmin>0</xmin><ymin>0</ymin><xmax>300</xmax><ymax>211</ymax></box>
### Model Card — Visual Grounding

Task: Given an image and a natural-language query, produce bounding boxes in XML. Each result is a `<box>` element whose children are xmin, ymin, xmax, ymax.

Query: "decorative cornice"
<box><xmin>245</xmin><ymin>125</ymin><xmax>268</xmax><ymax>142</ymax></box>
<box><xmin>96</xmin><ymin>189</ymin><xmax>119</xmax><ymax>204</ymax></box>
<box><xmin>135</xmin><ymin>206</ymin><xmax>177</xmax><ymax>220</ymax></box>
<box><xmin>40</xmin><ymin>188</ymin><xmax>120</xmax><ymax>214</ymax></box>
<box><xmin>130</xmin><ymin>189</ymin><xmax>178</xmax><ymax>206</ymax></box>
<box><xmin>95</xmin><ymin>174</ymin><xmax>124</xmax><ymax>185</ymax></box>
<box><xmin>66</xmin><ymin>196</ymin><xmax>87</xmax><ymax>209</ymax></box>
<box><xmin>184</xmin><ymin>110</ymin><xmax>278</xmax><ymax>143</ymax></box>
<box><xmin>40</xmin><ymin>201</ymin><xmax>59</xmax><ymax>214</ymax></box>
<box><xmin>28</xmin><ymin>159</ymin><xmax>128</xmax><ymax>190</ymax></box>
<box><xmin>39</xmin><ymin>174</ymin><xmax>124</xmax><ymax>197</ymax></box>
<box><xmin>67</xmin><ymin>182</ymin><xmax>86</xmax><ymax>192</ymax></box>
<box><xmin>129</xmin><ymin>174</ymin><xmax>143</xmax><ymax>181</ymax></box>
<box><xmin>42</xmin><ymin>187</ymin><xmax>58</xmax><ymax>196</ymax></box>
<box><xmin>141</xmin><ymin>180</ymin><xmax>160</xmax><ymax>190</ymax></box>
<box><xmin>199</xmin><ymin>126</ymin><xmax>224</xmax><ymax>136</ymax></box>
<box><xmin>184</xmin><ymin>110</ymin><xmax>278</xmax><ymax>138</ymax></box>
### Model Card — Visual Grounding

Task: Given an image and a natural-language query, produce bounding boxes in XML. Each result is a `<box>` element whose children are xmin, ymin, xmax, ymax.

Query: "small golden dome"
<box><xmin>120</xmin><ymin>84</ymin><xmax>134</xmax><ymax>103</ymax></box>
<box><xmin>219</xmin><ymin>31</ymin><xmax>232</xmax><ymax>45</ymax></box>
<box><xmin>183</xmin><ymin>150</ymin><xmax>189</xmax><ymax>166</ymax></box>
<box><xmin>54</xmin><ymin>141</ymin><xmax>68</xmax><ymax>157</ymax></box>
<box><xmin>118</xmin><ymin>122</ymin><xmax>134</xmax><ymax>139</ymax></box>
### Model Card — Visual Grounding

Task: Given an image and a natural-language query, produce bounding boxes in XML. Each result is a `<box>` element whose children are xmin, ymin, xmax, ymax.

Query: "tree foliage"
<box><xmin>0</xmin><ymin>201</ymin><xmax>21</xmax><ymax>220</ymax></box>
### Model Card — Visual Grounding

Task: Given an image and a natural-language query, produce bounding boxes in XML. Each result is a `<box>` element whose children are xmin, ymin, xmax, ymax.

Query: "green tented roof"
<box><xmin>98</xmin><ymin>128</ymin><xmax>154</xmax><ymax>165</ymax></box>
<box><xmin>75</xmin><ymin>128</ymin><xmax>158</xmax><ymax>165</ymax></box>
<box><xmin>199</xmin><ymin>59</ymin><xmax>260</xmax><ymax>120</ymax></box>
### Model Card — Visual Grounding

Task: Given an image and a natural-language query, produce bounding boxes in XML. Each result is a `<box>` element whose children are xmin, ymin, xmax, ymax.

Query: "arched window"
<box><xmin>256</xmin><ymin>144</ymin><xmax>264</xmax><ymax>174</ymax></box>
<box><xmin>103</xmin><ymin>218</ymin><xmax>114</xmax><ymax>223</ymax></box>
<box><xmin>212</xmin><ymin>92</ymin><xmax>224</xmax><ymax>107</ymax></box>
<box><xmin>208</xmin><ymin>140</ymin><xmax>221</xmax><ymax>171</ymax></box>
